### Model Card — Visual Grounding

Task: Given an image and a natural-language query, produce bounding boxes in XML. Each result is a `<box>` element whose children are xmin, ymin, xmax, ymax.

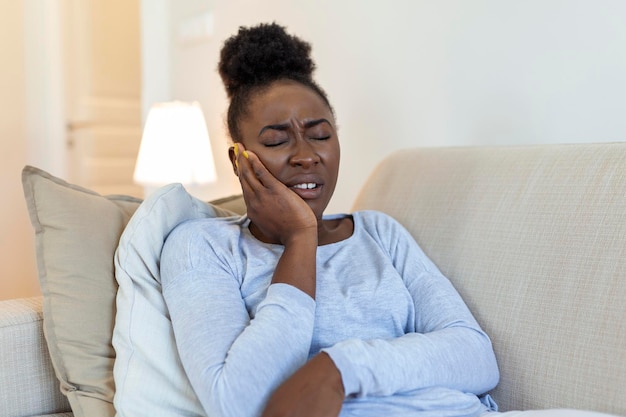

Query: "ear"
<box><xmin>228</xmin><ymin>146</ymin><xmax>239</xmax><ymax>176</ymax></box>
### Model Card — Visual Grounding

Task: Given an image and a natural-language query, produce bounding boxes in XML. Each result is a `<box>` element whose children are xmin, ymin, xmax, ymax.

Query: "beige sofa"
<box><xmin>1</xmin><ymin>143</ymin><xmax>625</xmax><ymax>417</ymax></box>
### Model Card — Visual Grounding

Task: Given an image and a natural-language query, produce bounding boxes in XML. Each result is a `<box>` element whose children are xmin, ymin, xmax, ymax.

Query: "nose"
<box><xmin>289</xmin><ymin>138</ymin><xmax>320</xmax><ymax>168</ymax></box>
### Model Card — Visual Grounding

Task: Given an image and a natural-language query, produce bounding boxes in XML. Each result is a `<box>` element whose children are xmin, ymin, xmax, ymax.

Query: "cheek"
<box><xmin>323</xmin><ymin>145</ymin><xmax>341</xmax><ymax>174</ymax></box>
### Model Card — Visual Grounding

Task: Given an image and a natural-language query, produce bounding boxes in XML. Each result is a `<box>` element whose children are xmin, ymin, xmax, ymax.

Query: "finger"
<box><xmin>233</xmin><ymin>143</ymin><xmax>251</xmax><ymax>181</ymax></box>
<box><xmin>229</xmin><ymin>144</ymin><xmax>256</xmax><ymax>203</ymax></box>
<box><xmin>245</xmin><ymin>151</ymin><xmax>278</xmax><ymax>187</ymax></box>
<box><xmin>236</xmin><ymin>147</ymin><xmax>265</xmax><ymax>194</ymax></box>
<box><xmin>243</xmin><ymin>151</ymin><xmax>285</xmax><ymax>190</ymax></box>
<box><xmin>235</xmin><ymin>144</ymin><xmax>280</xmax><ymax>191</ymax></box>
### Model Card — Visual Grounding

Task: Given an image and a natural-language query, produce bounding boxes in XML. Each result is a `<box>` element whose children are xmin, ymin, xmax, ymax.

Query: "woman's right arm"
<box><xmin>161</xmin><ymin>224</ymin><xmax>316</xmax><ymax>417</ymax></box>
<box><xmin>236</xmin><ymin>144</ymin><xmax>318</xmax><ymax>298</ymax></box>
<box><xmin>161</xmin><ymin>146</ymin><xmax>324</xmax><ymax>417</ymax></box>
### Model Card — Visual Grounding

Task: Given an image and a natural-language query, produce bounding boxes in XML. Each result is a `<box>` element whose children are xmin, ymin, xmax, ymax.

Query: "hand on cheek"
<box><xmin>234</xmin><ymin>143</ymin><xmax>317</xmax><ymax>245</ymax></box>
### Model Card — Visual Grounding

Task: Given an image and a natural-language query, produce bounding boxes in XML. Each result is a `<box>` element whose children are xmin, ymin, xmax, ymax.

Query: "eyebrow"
<box><xmin>258</xmin><ymin>118</ymin><xmax>332</xmax><ymax>136</ymax></box>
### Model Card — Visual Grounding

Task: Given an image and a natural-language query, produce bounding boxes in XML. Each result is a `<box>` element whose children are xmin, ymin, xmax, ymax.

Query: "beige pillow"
<box><xmin>22</xmin><ymin>166</ymin><xmax>142</xmax><ymax>417</ymax></box>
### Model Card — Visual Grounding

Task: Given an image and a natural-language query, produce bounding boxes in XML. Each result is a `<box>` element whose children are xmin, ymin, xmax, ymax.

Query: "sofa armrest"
<box><xmin>0</xmin><ymin>297</ymin><xmax>71</xmax><ymax>416</ymax></box>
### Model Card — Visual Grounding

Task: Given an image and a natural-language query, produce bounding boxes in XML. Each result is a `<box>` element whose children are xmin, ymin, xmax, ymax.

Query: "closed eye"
<box><xmin>264</xmin><ymin>140</ymin><xmax>287</xmax><ymax>147</ymax></box>
<box><xmin>311</xmin><ymin>136</ymin><xmax>331</xmax><ymax>141</ymax></box>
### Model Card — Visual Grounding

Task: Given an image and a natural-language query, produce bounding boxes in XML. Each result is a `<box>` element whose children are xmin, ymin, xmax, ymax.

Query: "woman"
<box><xmin>160</xmin><ymin>23</ymin><xmax>500</xmax><ymax>417</ymax></box>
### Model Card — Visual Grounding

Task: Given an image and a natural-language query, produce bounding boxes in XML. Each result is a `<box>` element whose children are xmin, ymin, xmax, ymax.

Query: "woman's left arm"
<box><xmin>322</xmin><ymin>215</ymin><xmax>499</xmax><ymax>398</ymax></box>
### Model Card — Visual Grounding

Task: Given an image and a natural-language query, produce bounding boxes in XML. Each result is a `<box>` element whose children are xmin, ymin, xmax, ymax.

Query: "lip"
<box><xmin>290</xmin><ymin>184</ymin><xmax>323</xmax><ymax>200</ymax></box>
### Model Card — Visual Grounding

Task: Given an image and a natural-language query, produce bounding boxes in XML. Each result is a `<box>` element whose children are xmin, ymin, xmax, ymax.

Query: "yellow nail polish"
<box><xmin>243</xmin><ymin>150</ymin><xmax>249</xmax><ymax>159</ymax></box>
<box><xmin>234</xmin><ymin>143</ymin><xmax>239</xmax><ymax>156</ymax></box>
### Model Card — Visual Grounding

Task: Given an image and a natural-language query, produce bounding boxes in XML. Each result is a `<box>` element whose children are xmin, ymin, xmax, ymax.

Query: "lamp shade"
<box><xmin>133</xmin><ymin>101</ymin><xmax>217</xmax><ymax>187</ymax></box>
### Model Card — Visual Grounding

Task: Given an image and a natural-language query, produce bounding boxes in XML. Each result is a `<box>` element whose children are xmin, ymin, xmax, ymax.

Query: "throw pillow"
<box><xmin>22</xmin><ymin>166</ymin><xmax>142</xmax><ymax>417</ymax></box>
<box><xmin>113</xmin><ymin>183</ymin><xmax>240</xmax><ymax>417</ymax></box>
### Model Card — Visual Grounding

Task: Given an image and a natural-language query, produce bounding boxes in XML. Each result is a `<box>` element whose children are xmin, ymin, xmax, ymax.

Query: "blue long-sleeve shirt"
<box><xmin>160</xmin><ymin>210</ymin><xmax>499</xmax><ymax>417</ymax></box>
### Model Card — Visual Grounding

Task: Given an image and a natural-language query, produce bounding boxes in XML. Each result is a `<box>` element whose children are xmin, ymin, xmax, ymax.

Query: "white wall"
<box><xmin>150</xmin><ymin>0</ymin><xmax>626</xmax><ymax>213</ymax></box>
<box><xmin>0</xmin><ymin>1</ymin><xmax>40</xmax><ymax>299</ymax></box>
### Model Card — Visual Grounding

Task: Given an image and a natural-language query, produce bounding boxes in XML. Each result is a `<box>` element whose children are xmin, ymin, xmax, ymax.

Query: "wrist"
<box><xmin>272</xmin><ymin>227</ymin><xmax>318</xmax><ymax>298</ymax></box>
<box><xmin>282</xmin><ymin>226</ymin><xmax>318</xmax><ymax>248</ymax></box>
<box><xmin>317</xmin><ymin>352</ymin><xmax>345</xmax><ymax>398</ymax></box>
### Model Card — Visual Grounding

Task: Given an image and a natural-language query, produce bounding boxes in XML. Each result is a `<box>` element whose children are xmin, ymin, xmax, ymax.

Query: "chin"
<box><xmin>308</xmin><ymin>203</ymin><xmax>328</xmax><ymax>220</ymax></box>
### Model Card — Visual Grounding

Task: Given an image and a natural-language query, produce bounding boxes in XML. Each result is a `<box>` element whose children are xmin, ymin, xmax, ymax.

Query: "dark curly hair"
<box><xmin>218</xmin><ymin>22</ymin><xmax>334</xmax><ymax>142</ymax></box>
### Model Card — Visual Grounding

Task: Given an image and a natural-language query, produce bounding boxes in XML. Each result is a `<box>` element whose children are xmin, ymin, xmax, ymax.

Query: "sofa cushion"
<box><xmin>0</xmin><ymin>297</ymin><xmax>71</xmax><ymax>416</ymax></box>
<box><xmin>352</xmin><ymin>143</ymin><xmax>626</xmax><ymax>416</ymax></box>
<box><xmin>113</xmin><ymin>184</ymin><xmax>239</xmax><ymax>417</ymax></box>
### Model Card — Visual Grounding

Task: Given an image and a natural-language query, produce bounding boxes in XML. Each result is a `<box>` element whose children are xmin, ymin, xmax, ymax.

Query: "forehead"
<box><xmin>245</xmin><ymin>81</ymin><xmax>334</xmax><ymax>126</ymax></box>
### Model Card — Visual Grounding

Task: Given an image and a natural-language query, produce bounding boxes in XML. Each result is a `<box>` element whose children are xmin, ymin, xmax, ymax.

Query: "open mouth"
<box><xmin>291</xmin><ymin>183</ymin><xmax>318</xmax><ymax>190</ymax></box>
<box><xmin>289</xmin><ymin>182</ymin><xmax>323</xmax><ymax>199</ymax></box>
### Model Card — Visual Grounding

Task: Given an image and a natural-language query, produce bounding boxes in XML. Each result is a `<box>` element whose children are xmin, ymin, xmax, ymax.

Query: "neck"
<box><xmin>248</xmin><ymin>215</ymin><xmax>353</xmax><ymax>246</ymax></box>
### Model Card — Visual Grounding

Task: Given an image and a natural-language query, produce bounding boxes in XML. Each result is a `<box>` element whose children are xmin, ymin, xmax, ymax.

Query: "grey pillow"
<box><xmin>113</xmin><ymin>183</ymin><xmax>242</xmax><ymax>417</ymax></box>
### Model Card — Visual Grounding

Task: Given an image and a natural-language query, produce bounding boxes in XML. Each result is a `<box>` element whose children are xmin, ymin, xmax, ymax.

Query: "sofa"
<box><xmin>1</xmin><ymin>143</ymin><xmax>625</xmax><ymax>417</ymax></box>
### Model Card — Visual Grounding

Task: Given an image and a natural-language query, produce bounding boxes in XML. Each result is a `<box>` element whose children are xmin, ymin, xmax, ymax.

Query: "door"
<box><xmin>63</xmin><ymin>0</ymin><xmax>143</xmax><ymax>197</ymax></box>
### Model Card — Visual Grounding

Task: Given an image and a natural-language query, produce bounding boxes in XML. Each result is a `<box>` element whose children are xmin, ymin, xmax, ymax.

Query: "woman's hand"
<box><xmin>235</xmin><ymin>143</ymin><xmax>318</xmax><ymax>246</ymax></box>
<box><xmin>261</xmin><ymin>353</ymin><xmax>345</xmax><ymax>417</ymax></box>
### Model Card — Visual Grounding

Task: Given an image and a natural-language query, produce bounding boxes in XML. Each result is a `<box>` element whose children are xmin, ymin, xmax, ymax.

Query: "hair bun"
<box><xmin>218</xmin><ymin>23</ymin><xmax>316</xmax><ymax>98</ymax></box>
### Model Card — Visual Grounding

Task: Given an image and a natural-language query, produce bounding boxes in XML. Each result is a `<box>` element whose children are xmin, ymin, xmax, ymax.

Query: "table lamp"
<box><xmin>133</xmin><ymin>101</ymin><xmax>217</xmax><ymax>197</ymax></box>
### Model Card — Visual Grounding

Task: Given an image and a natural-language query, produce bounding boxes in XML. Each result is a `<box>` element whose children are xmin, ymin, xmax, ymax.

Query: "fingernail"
<box><xmin>234</xmin><ymin>143</ymin><xmax>239</xmax><ymax>156</ymax></box>
<box><xmin>243</xmin><ymin>150</ymin><xmax>249</xmax><ymax>159</ymax></box>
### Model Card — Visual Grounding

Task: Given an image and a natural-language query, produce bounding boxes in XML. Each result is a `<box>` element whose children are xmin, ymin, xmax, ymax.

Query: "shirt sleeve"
<box><xmin>161</xmin><ymin>221</ymin><xmax>316</xmax><ymax>417</ymax></box>
<box><xmin>322</xmin><ymin>212</ymin><xmax>499</xmax><ymax>398</ymax></box>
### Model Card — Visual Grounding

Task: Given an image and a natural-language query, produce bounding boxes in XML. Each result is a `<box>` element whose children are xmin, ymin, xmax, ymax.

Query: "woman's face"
<box><xmin>233</xmin><ymin>80</ymin><xmax>340</xmax><ymax>219</ymax></box>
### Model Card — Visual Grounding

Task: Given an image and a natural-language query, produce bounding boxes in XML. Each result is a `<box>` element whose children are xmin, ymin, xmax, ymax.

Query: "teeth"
<box><xmin>292</xmin><ymin>183</ymin><xmax>317</xmax><ymax>189</ymax></box>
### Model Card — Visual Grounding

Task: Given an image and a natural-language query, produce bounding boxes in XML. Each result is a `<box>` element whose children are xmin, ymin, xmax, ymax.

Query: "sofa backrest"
<box><xmin>353</xmin><ymin>143</ymin><xmax>626</xmax><ymax>415</ymax></box>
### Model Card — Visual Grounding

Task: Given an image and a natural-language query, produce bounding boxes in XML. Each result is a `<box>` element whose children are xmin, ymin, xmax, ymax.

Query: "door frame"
<box><xmin>23</xmin><ymin>0</ymin><xmax>66</xmax><ymax>178</ymax></box>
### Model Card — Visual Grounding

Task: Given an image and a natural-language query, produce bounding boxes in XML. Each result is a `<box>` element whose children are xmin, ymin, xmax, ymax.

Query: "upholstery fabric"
<box><xmin>352</xmin><ymin>143</ymin><xmax>626</xmax><ymax>416</ymax></box>
<box><xmin>35</xmin><ymin>414</ymin><xmax>73</xmax><ymax>417</ymax></box>
<box><xmin>22</xmin><ymin>166</ymin><xmax>142</xmax><ymax>417</ymax></box>
<box><xmin>0</xmin><ymin>297</ymin><xmax>71</xmax><ymax>416</ymax></box>
<box><xmin>113</xmin><ymin>184</ymin><xmax>241</xmax><ymax>417</ymax></box>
